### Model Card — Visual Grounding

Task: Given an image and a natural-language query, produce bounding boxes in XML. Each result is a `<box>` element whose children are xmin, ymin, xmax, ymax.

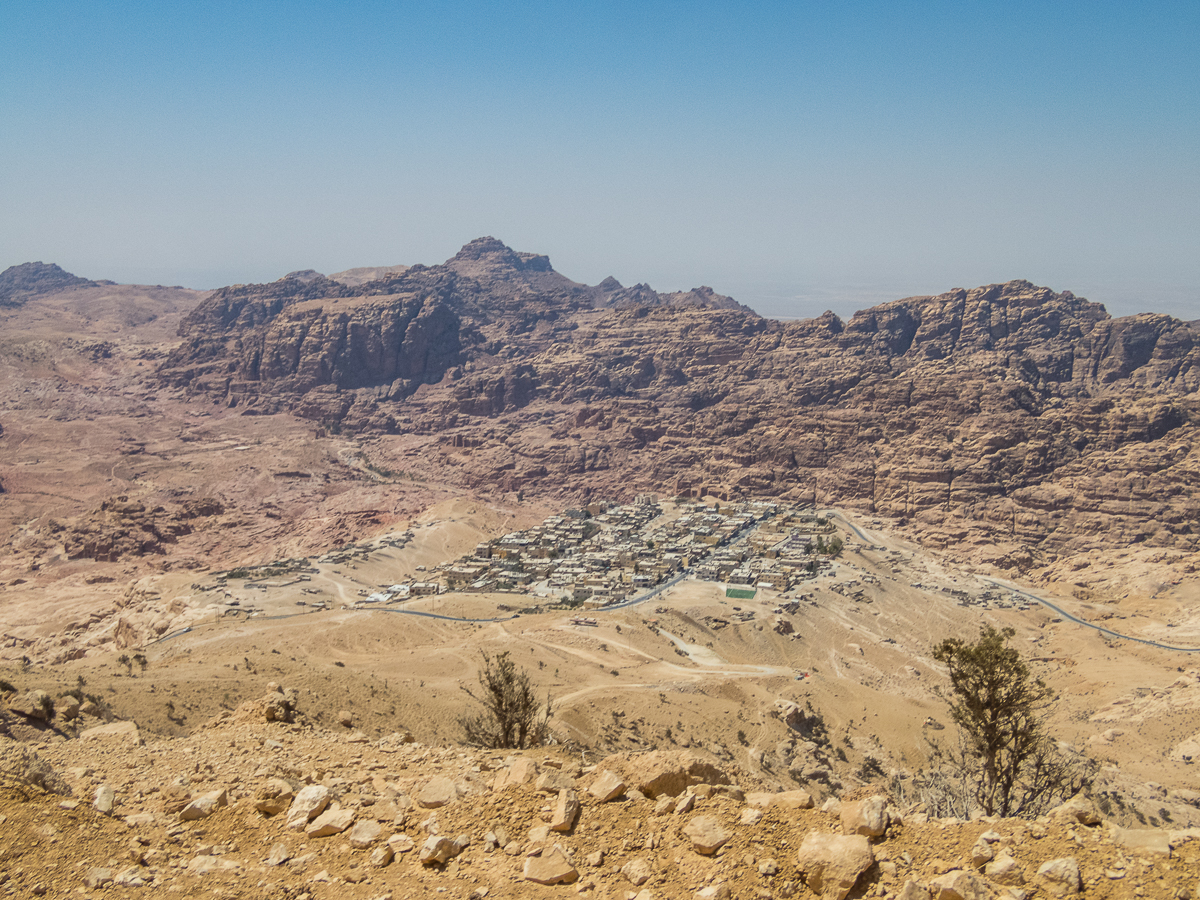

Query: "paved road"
<box><xmin>981</xmin><ymin>577</ymin><xmax>1200</xmax><ymax>653</ymax></box>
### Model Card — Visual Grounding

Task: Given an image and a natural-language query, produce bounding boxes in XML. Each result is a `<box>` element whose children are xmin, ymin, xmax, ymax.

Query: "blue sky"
<box><xmin>2</xmin><ymin>1</ymin><xmax>1197</xmax><ymax>320</ymax></box>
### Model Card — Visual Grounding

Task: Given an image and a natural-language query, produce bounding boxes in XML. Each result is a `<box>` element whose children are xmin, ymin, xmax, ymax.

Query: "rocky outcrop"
<box><xmin>157</xmin><ymin>240</ymin><xmax>1200</xmax><ymax>571</ymax></box>
<box><xmin>0</xmin><ymin>262</ymin><xmax>99</xmax><ymax>308</ymax></box>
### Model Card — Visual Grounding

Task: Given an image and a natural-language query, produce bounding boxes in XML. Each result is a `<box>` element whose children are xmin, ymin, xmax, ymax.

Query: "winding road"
<box><xmin>981</xmin><ymin>577</ymin><xmax>1200</xmax><ymax>653</ymax></box>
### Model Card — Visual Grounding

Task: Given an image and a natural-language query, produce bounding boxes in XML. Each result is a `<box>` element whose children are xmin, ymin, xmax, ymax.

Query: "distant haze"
<box><xmin>2</xmin><ymin>1</ymin><xmax>1196</xmax><ymax>321</ymax></box>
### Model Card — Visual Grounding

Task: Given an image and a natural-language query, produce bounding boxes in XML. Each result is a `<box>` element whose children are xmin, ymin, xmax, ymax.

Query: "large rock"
<box><xmin>682</xmin><ymin>816</ymin><xmax>731</xmax><ymax>855</ymax></box>
<box><xmin>347</xmin><ymin>819</ymin><xmax>382</xmax><ymax>848</ymax></box>
<box><xmin>840</xmin><ymin>795</ymin><xmax>888</xmax><ymax>837</ymax></box>
<box><xmin>179</xmin><ymin>788</ymin><xmax>228</xmax><ymax>821</ymax></box>
<box><xmin>1050</xmin><ymin>793</ymin><xmax>1102</xmax><ymax>825</ymax></box>
<box><xmin>795</xmin><ymin>831</ymin><xmax>874</xmax><ymax>900</ymax></box>
<box><xmin>928</xmin><ymin>869</ymin><xmax>993</xmax><ymax>900</ymax></box>
<box><xmin>93</xmin><ymin>784</ymin><xmax>115</xmax><ymax>815</ymax></box>
<box><xmin>79</xmin><ymin>720</ymin><xmax>142</xmax><ymax>745</ymax></box>
<box><xmin>9</xmin><ymin>689</ymin><xmax>53</xmax><ymax>720</ymax></box>
<box><xmin>286</xmin><ymin>784</ymin><xmax>330</xmax><ymax>828</ymax></box>
<box><xmin>588</xmin><ymin>770</ymin><xmax>626</xmax><ymax>802</ymax></box>
<box><xmin>550</xmin><ymin>789</ymin><xmax>579</xmax><ymax>832</ymax></box>
<box><xmin>1036</xmin><ymin>857</ymin><xmax>1082</xmax><ymax>894</ymax></box>
<box><xmin>306</xmin><ymin>806</ymin><xmax>355</xmax><ymax>837</ymax></box>
<box><xmin>420</xmin><ymin>833</ymin><xmax>469</xmax><ymax>866</ymax></box>
<box><xmin>417</xmin><ymin>775</ymin><xmax>459</xmax><ymax>808</ymax></box>
<box><xmin>984</xmin><ymin>853</ymin><xmax>1024</xmax><ymax>886</ymax></box>
<box><xmin>599</xmin><ymin>750</ymin><xmax>730</xmax><ymax>799</ymax></box>
<box><xmin>523</xmin><ymin>847</ymin><xmax>578</xmax><ymax>884</ymax></box>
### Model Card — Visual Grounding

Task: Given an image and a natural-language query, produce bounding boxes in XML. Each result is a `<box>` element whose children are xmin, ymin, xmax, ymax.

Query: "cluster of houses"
<box><xmin>398</xmin><ymin>497</ymin><xmax>841</xmax><ymax>609</ymax></box>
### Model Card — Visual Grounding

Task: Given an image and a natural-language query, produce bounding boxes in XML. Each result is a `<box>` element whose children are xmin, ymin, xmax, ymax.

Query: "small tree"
<box><xmin>930</xmin><ymin>625</ymin><xmax>1088</xmax><ymax>817</ymax></box>
<box><xmin>459</xmin><ymin>650</ymin><xmax>552</xmax><ymax>749</ymax></box>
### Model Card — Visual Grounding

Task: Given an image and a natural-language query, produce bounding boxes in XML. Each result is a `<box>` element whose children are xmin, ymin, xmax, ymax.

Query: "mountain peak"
<box><xmin>0</xmin><ymin>261</ymin><xmax>96</xmax><ymax>308</ymax></box>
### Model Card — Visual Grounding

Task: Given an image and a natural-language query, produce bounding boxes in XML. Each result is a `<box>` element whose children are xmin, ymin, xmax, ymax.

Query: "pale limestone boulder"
<box><xmin>840</xmin><ymin>795</ymin><xmax>888</xmax><ymax>837</ymax></box>
<box><xmin>10</xmin><ymin>689</ymin><xmax>52</xmax><ymax>720</ymax></box>
<box><xmin>179</xmin><ymin>788</ymin><xmax>228</xmax><ymax>821</ymax></box>
<box><xmin>588</xmin><ymin>770</ymin><xmax>625</xmax><ymax>802</ymax></box>
<box><xmin>80</xmin><ymin>720</ymin><xmax>142</xmax><ymax>745</ymax></box>
<box><xmin>535</xmin><ymin>769</ymin><xmax>575</xmax><ymax>793</ymax></box>
<box><xmin>897</xmin><ymin>881</ymin><xmax>930</xmax><ymax>899</ymax></box>
<box><xmin>266</xmin><ymin>843</ymin><xmax>291</xmax><ymax>866</ymax></box>
<box><xmin>622</xmin><ymin>856</ymin><xmax>654</xmax><ymax>886</ymax></box>
<box><xmin>306</xmin><ymin>807</ymin><xmax>355</xmax><ymax>837</ymax></box>
<box><xmin>523</xmin><ymin>847</ymin><xmax>578</xmax><ymax>884</ymax></box>
<box><xmin>419</xmin><ymin>833</ymin><xmax>468</xmax><ymax>866</ymax></box>
<box><xmin>795</xmin><ymin>831</ymin><xmax>874</xmax><ymax>900</ymax></box>
<box><xmin>417</xmin><ymin>775</ymin><xmax>458</xmax><ymax>808</ymax></box>
<box><xmin>1050</xmin><ymin>793</ymin><xmax>1102</xmax><ymax>826</ymax></box>
<box><xmin>1036</xmin><ymin>857</ymin><xmax>1082</xmax><ymax>894</ymax></box>
<box><xmin>984</xmin><ymin>853</ymin><xmax>1024</xmax><ymax>886</ymax></box>
<box><xmin>93</xmin><ymin>784</ymin><xmax>115</xmax><ymax>815</ymax></box>
<box><xmin>682</xmin><ymin>816</ymin><xmax>730</xmax><ymax>855</ymax></box>
<box><xmin>928</xmin><ymin>869</ymin><xmax>993</xmax><ymax>899</ymax></box>
<box><xmin>347</xmin><ymin>819</ymin><xmax>382</xmax><ymax>848</ymax></box>
<box><xmin>286</xmin><ymin>784</ymin><xmax>330</xmax><ymax>829</ymax></box>
<box><xmin>550</xmin><ymin>789</ymin><xmax>579</xmax><ymax>832</ymax></box>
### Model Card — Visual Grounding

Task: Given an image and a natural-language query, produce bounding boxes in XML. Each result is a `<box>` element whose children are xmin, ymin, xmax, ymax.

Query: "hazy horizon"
<box><xmin>3</xmin><ymin>1</ymin><xmax>1197</xmax><ymax>322</ymax></box>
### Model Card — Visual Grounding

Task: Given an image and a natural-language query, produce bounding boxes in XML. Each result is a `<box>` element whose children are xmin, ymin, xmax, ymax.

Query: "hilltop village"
<box><xmin>341</xmin><ymin>498</ymin><xmax>841</xmax><ymax>611</ymax></box>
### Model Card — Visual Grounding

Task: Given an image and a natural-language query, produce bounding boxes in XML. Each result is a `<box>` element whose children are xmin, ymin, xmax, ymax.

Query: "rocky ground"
<box><xmin>4</xmin><ymin>692</ymin><xmax>1200</xmax><ymax>900</ymax></box>
<box><xmin>3</xmin><ymin>250</ymin><xmax>1200</xmax><ymax>898</ymax></box>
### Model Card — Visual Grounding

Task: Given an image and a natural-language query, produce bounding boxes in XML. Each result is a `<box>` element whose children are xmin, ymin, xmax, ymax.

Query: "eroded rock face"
<box><xmin>158</xmin><ymin>240</ymin><xmax>1200</xmax><ymax>574</ymax></box>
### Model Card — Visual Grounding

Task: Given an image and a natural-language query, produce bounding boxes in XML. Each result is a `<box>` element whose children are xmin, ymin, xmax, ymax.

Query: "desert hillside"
<box><xmin>2</xmin><ymin>247</ymin><xmax>1200</xmax><ymax>898</ymax></box>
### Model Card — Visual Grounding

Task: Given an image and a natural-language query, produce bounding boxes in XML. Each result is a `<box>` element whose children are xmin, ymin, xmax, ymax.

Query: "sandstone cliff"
<box><xmin>157</xmin><ymin>240</ymin><xmax>1200</xmax><ymax>575</ymax></box>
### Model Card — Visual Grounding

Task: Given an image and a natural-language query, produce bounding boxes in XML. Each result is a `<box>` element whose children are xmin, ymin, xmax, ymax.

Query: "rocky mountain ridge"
<box><xmin>157</xmin><ymin>239</ymin><xmax>1200</xmax><ymax>579</ymax></box>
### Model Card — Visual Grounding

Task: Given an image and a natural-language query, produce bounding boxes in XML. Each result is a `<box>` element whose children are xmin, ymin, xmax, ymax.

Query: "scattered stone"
<box><xmin>535</xmin><ymin>769</ymin><xmax>576</xmax><ymax>793</ymax></box>
<box><xmin>79</xmin><ymin>720</ymin><xmax>142</xmax><ymax>745</ymax></box>
<box><xmin>550</xmin><ymin>788</ymin><xmax>580</xmax><ymax>832</ymax></box>
<box><xmin>928</xmin><ymin>869</ymin><xmax>993</xmax><ymax>900</ymax></box>
<box><xmin>93</xmin><ymin>783</ymin><xmax>115</xmax><ymax>815</ymax></box>
<box><xmin>348</xmin><ymin>819</ymin><xmax>382</xmax><ymax>848</ymax></box>
<box><xmin>682</xmin><ymin>816</ymin><xmax>731</xmax><ymax>855</ymax></box>
<box><xmin>622</xmin><ymin>857</ymin><xmax>654</xmax><ymax>886</ymax></box>
<box><xmin>83</xmin><ymin>868</ymin><xmax>113</xmax><ymax>889</ymax></box>
<box><xmin>113</xmin><ymin>867</ymin><xmax>145</xmax><ymax>887</ymax></box>
<box><xmin>1050</xmin><ymin>793</ymin><xmax>1102</xmax><ymax>826</ymax></box>
<box><xmin>985</xmin><ymin>853</ymin><xmax>1024</xmax><ymax>886</ymax></box>
<box><xmin>969</xmin><ymin>839</ymin><xmax>994</xmax><ymax>867</ymax></box>
<box><xmin>419</xmin><ymin>833</ymin><xmax>467</xmax><ymax>866</ymax></box>
<box><xmin>675</xmin><ymin>792</ymin><xmax>696</xmax><ymax>814</ymax></box>
<box><xmin>417</xmin><ymin>775</ymin><xmax>458</xmax><ymax>808</ymax></box>
<box><xmin>695</xmin><ymin>885</ymin><xmax>732</xmax><ymax>900</ymax></box>
<box><xmin>255</xmin><ymin>777</ymin><xmax>295</xmax><ymax>816</ymax></box>
<box><xmin>306</xmin><ymin>806</ymin><xmax>356</xmax><ymax>837</ymax></box>
<box><xmin>584</xmin><ymin>850</ymin><xmax>604</xmax><ymax>867</ymax></box>
<box><xmin>266</xmin><ymin>843</ymin><xmax>292</xmax><ymax>867</ymax></box>
<box><xmin>388</xmin><ymin>833</ymin><xmax>415</xmax><ymax>853</ymax></box>
<box><xmin>741</xmin><ymin>807</ymin><xmax>764</xmax><ymax>826</ymax></box>
<box><xmin>9</xmin><ymin>689</ymin><xmax>53</xmax><ymax>720</ymax></box>
<box><xmin>897</xmin><ymin>881</ymin><xmax>931</xmax><ymax>900</ymax></box>
<box><xmin>337</xmin><ymin>709</ymin><xmax>354</xmax><ymax>727</ymax></box>
<box><xmin>57</xmin><ymin>695</ymin><xmax>80</xmax><ymax>721</ymax></box>
<box><xmin>179</xmin><ymin>788</ymin><xmax>228</xmax><ymax>821</ymax></box>
<box><xmin>523</xmin><ymin>847</ymin><xmax>579</xmax><ymax>884</ymax></box>
<box><xmin>795</xmin><ymin>831</ymin><xmax>874</xmax><ymax>900</ymax></box>
<box><xmin>840</xmin><ymin>795</ymin><xmax>888</xmax><ymax>837</ymax></box>
<box><xmin>1036</xmin><ymin>857</ymin><xmax>1082</xmax><ymax>894</ymax></box>
<box><xmin>286</xmin><ymin>784</ymin><xmax>330</xmax><ymax>829</ymax></box>
<box><xmin>588</xmin><ymin>770</ymin><xmax>626</xmax><ymax>802</ymax></box>
<box><xmin>369</xmin><ymin>844</ymin><xmax>394</xmax><ymax>867</ymax></box>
